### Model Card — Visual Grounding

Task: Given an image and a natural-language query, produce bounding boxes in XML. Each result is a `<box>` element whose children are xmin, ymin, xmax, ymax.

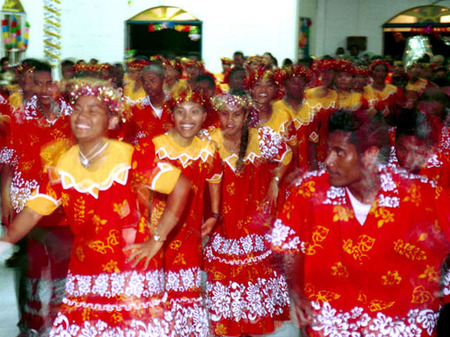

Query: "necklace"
<box><xmin>79</xmin><ymin>141</ymin><xmax>109</xmax><ymax>168</ymax></box>
<box><xmin>37</xmin><ymin>99</ymin><xmax>61</xmax><ymax>124</ymax></box>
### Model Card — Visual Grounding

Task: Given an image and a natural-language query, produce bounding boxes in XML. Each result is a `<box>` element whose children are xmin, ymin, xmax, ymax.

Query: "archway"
<box><xmin>126</xmin><ymin>6</ymin><xmax>202</xmax><ymax>59</ymax></box>
<box><xmin>382</xmin><ymin>6</ymin><xmax>449</xmax><ymax>62</ymax></box>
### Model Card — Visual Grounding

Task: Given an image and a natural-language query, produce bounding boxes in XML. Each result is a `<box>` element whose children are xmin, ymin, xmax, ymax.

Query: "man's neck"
<box><xmin>347</xmin><ymin>174</ymin><xmax>381</xmax><ymax>205</ymax></box>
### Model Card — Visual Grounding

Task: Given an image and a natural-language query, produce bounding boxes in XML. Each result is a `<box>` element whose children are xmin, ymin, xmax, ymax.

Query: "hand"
<box><xmin>1</xmin><ymin>197</ymin><xmax>13</xmax><ymax>227</ymax></box>
<box><xmin>292</xmin><ymin>292</ymin><xmax>313</xmax><ymax>334</ymax></box>
<box><xmin>260</xmin><ymin>179</ymin><xmax>279</xmax><ymax>213</ymax></box>
<box><xmin>201</xmin><ymin>217</ymin><xmax>217</xmax><ymax>238</ymax></box>
<box><xmin>124</xmin><ymin>239</ymin><xmax>164</xmax><ymax>270</ymax></box>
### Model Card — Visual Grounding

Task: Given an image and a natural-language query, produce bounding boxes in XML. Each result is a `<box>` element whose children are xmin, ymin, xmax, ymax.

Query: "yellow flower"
<box><xmin>381</xmin><ymin>270</ymin><xmax>402</xmax><ymax>286</ymax></box>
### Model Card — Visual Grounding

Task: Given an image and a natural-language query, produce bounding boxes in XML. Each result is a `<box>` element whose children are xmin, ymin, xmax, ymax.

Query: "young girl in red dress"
<box><xmin>203</xmin><ymin>93</ymin><xmax>292</xmax><ymax>336</ymax></box>
<box><xmin>148</xmin><ymin>89</ymin><xmax>223</xmax><ymax>337</ymax></box>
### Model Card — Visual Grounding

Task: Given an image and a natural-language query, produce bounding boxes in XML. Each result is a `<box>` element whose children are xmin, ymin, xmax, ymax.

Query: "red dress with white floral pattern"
<box><xmin>150</xmin><ymin>133</ymin><xmax>223</xmax><ymax>337</ymax></box>
<box><xmin>26</xmin><ymin>140</ymin><xmax>182</xmax><ymax>337</ymax></box>
<box><xmin>271</xmin><ymin>166</ymin><xmax>450</xmax><ymax>337</ymax></box>
<box><xmin>203</xmin><ymin>126</ymin><xmax>292</xmax><ymax>336</ymax></box>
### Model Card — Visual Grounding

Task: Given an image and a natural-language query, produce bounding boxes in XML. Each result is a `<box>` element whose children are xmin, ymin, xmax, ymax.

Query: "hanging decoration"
<box><xmin>147</xmin><ymin>22</ymin><xmax>201</xmax><ymax>41</ymax></box>
<box><xmin>2</xmin><ymin>16</ymin><xmax>28</xmax><ymax>51</ymax></box>
<box><xmin>43</xmin><ymin>0</ymin><xmax>61</xmax><ymax>67</ymax></box>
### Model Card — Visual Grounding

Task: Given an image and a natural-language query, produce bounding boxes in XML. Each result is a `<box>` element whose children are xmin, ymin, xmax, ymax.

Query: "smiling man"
<box><xmin>271</xmin><ymin>109</ymin><xmax>450</xmax><ymax>337</ymax></box>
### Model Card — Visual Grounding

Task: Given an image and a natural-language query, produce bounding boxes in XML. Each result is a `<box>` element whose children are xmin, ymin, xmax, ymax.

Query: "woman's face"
<box><xmin>335</xmin><ymin>72</ymin><xmax>353</xmax><ymax>91</ymax></box>
<box><xmin>372</xmin><ymin>64</ymin><xmax>388</xmax><ymax>82</ymax></box>
<box><xmin>172</xmin><ymin>101</ymin><xmax>206</xmax><ymax>141</ymax></box>
<box><xmin>285</xmin><ymin>76</ymin><xmax>306</xmax><ymax>99</ymax></box>
<box><xmin>251</xmin><ymin>78</ymin><xmax>276</xmax><ymax>104</ymax></box>
<box><xmin>352</xmin><ymin>75</ymin><xmax>367</xmax><ymax>92</ymax></box>
<box><xmin>218</xmin><ymin>104</ymin><xmax>247</xmax><ymax>139</ymax></box>
<box><xmin>320</xmin><ymin>69</ymin><xmax>335</xmax><ymax>88</ymax></box>
<box><xmin>165</xmin><ymin>66</ymin><xmax>180</xmax><ymax>83</ymax></box>
<box><xmin>71</xmin><ymin>96</ymin><xmax>110</xmax><ymax>143</ymax></box>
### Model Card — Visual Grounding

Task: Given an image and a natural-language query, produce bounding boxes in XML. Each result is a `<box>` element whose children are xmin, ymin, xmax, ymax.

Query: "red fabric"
<box><xmin>122</xmin><ymin>96</ymin><xmax>173</xmax><ymax>144</ymax></box>
<box><xmin>273</xmin><ymin>166</ymin><xmax>450</xmax><ymax>336</ymax></box>
<box><xmin>204</xmin><ymin>127</ymin><xmax>291</xmax><ymax>336</ymax></box>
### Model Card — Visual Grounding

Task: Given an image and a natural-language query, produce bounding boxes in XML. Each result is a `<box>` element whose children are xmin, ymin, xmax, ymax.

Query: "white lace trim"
<box><xmin>204</xmin><ymin>233</ymin><xmax>272</xmax><ymax>265</ymax></box>
<box><xmin>50</xmin><ymin>312</ymin><xmax>173</xmax><ymax>337</ymax></box>
<box><xmin>65</xmin><ymin>269</ymin><xmax>165</xmax><ymax>300</ymax></box>
<box><xmin>165</xmin><ymin>267</ymin><xmax>202</xmax><ymax>292</ymax></box>
<box><xmin>59</xmin><ymin>163</ymin><xmax>130</xmax><ymax>199</ymax></box>
<box><xmin>310</xmin><ymin>301</ymin><xmax>438</xmax><ymax>337</ymax></box>
<box><xmin>156</xmin><ymin>146</ymin><xmax>215</xmax><ymax>169</ymax></box>
<box><xmin>206</xmin><ymin>272</ymin><xmax>290</xmax><ymax>322</ymax></box>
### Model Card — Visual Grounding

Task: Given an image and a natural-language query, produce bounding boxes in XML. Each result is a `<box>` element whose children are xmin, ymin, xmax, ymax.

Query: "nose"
<box><xmin>324</xmin><ymin>151</ymin><xmax>335</xmax><ymax>168</ymax></box>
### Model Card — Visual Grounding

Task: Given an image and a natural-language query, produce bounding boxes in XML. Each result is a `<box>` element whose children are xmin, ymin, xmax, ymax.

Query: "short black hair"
<box><xmin>328</xmin><ymin>109</ymin><xmax>390</xmax><ymax>163</ymax></box>
<box><xmin>33</xmin><ymin>61</ymin><xmax>52</xmax><ymax>73</ymax></box>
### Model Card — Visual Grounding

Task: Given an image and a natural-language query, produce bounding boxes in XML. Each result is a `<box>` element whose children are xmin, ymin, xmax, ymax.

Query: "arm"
<box><xmin>1</xmin><ymin>164</ymin><xmax>13</xmax><ymax>226</ymax></box>
<box><xmin>1</xmin><ymin>206</ymin><xmax>43</xmax><ymax>245</ymax></box>
<box><xmin>283</xmin><ymin>252</ymin><xmax>313</xmax><ymax>335</ymax></box>
<box><xmin>125</xmin><ymin>174</ymin><xmax>191</xmax><ymax>269</ymax></box>
<box><xmin>262</xmin><ymin>161</ymin><xmax>290</xmax><ymax>212</ymax></box>
<box><xmin>201</xmin><ymin>181</ymin><xmax>221</xmax><ymax>237</ymax></box>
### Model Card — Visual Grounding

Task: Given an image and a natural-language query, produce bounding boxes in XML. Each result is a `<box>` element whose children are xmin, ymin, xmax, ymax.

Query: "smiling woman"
<box><xmin>0</xmin><ymin>78</ymin><xmax>191</xmax><ymax>336</ymax></box>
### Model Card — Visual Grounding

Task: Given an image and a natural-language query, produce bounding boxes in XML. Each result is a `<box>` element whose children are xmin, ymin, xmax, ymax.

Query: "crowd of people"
<box><xmin>0</xmin><ymin>48</ymin><xmax>448</xmax><ymax>337</ymax></box>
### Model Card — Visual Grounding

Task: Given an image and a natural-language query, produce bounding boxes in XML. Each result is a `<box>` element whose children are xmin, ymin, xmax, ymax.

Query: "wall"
<box><xmin>313</xmin><ymin>0</ymin><xmax>450</xmax><ymax>58</ymax></box>
<box><xmin>15</xmin><ymin>0</ymin><xmax>298</xmax><ymax>74</ymax></box>
<box><xmin>9</xmin><ymin>0</ymin><xmax>450</xmax><ymax>76</ymax></box>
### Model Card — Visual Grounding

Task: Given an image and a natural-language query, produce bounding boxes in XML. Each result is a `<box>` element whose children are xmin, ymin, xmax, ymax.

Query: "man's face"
<box><xmin>395</xmin><ymin>135</ymin><xmax>430</xmax><ymax>174</ymax></box>
<box><xmin>142</xmin><ymin>71</ymin><xmax>164</xmax><ymax>99</ymax></box>
<box><xmin>325</xmin><ymin>131</ymin><xmax>365</xmax><ymax>188</ymax></box>
<box><xmin>34</xmin><ymin>71</ymin><xmax>53</xmax><ymax>106</ymax></box>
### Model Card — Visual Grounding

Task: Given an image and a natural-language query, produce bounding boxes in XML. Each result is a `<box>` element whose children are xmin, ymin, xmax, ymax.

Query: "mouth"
<box><xmin>180</xmin><ymin>123</ymin><xmax>196</xmax><ymax>130</ymax></box>
<box><xmin>74</xmin><ymin>123</ymin><xmax>90</xmax><ymax>130</ymax></box>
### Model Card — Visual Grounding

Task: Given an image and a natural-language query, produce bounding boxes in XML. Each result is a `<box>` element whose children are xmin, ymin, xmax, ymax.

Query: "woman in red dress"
<box><xmin>149</xmin><ymin>89</ymin><xmax>223</xmax><ymax>337</ymax></box>
<box><xmin>203</xmin><ymin>93</ymin><xmax>292</xmax><ymax>336</ymax></box>
<box><xmin>0</xmin><ymin>78</ymin><xmax>190</xmax><ymax>337</ymax></box>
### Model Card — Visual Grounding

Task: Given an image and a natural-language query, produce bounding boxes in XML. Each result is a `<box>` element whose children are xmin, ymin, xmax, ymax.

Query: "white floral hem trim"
<box><xmin>206</xmin><ymin>272</ymin><xmax>290</xmax><ymax>322</ymax></box>
<box><xmin>50</xmin><ymin>312</ymin><xmax>173</xmax><ymax>337</ymax></box>
<box><xmin>310</xmin><ymin>301</ymin><xmax>438</xmax><ymax>337</ymax></box>
<box><xmin>65</xmin><ymin>269</ymin><xmax>165</xmax><ymax>298</ymax></box>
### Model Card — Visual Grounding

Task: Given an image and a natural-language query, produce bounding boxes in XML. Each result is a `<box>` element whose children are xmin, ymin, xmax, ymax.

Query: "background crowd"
<box><xmin>0</xmin><ymin>48</ymin><xmax>448</xmax><ymax>337</ymax></box>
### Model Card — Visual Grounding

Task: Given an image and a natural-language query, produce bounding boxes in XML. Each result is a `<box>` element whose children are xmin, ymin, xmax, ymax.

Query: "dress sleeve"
<box><xmin>206</xmin><ymin>149</ymin><xmax>223</xmax><ymax>184</ymax></box>
<box><xmin>26</xmin><ymin>166</ymin><xmax>61</xmax><ymax>216</ymax></box>
<box><xmin>132</xmin><ymin>136</ymin><xmax>182</xmax><ymax>195</ymax></box>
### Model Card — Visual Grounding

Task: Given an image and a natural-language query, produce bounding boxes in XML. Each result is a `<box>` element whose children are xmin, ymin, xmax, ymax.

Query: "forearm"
<box><xmin>208</xmin><ymin>182</ymin><xmax>221</xmax><ymax>215</ymax></box>
<box><xmin>152</xmin><ymin>174</ymin><xmax>191</xmax><ymax>240</ymax></box>
<box><xmin>1</xmin><ymin>207</ymin><xmax>43</xmax><ymax>244</ymax></box>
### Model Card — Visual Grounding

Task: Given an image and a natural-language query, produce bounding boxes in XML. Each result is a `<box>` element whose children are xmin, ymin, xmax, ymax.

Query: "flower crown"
<box><xmin>369</xmin><ymin>59</ymin><xmax>391</xmax><ymax>73</ymax></box>
<box><xmin>165</xmin><ymin>89</ymin><xmax>211</xmax><ymax>113</ymax></box>
<box><xmin>212</xmin><ymin>93</ymin><xmax>250</xmax><ymax>111</ymax></box>
<box><xmin>68</xmin><ymin>78</ymin><xmax>124</xmax><ymax>115</ymax></box>
<box><xmin>244</xmin><ymin>55</ymin><xmax>267</xmax><ymax>70</ymax></box>
<box><xmin>334</xmin><ymin>59</ymin><xmax>355</xmax><ymax>75</ymax></box>
<box><xmin>280</xmin><ymin>64</ymin><xmax>312</xmax><ymax>83</ymax></box>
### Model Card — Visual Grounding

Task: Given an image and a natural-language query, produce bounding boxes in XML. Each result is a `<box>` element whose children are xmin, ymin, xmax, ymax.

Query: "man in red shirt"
<box><xmin>122</xmin><ymin>63</ymin><xmax>173</xmax><ymax>144</ymax></box>
<box><xmin>272</xmin><ymin>110</ymin><xmax>450</xmax><ymax>336</ymax></box>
